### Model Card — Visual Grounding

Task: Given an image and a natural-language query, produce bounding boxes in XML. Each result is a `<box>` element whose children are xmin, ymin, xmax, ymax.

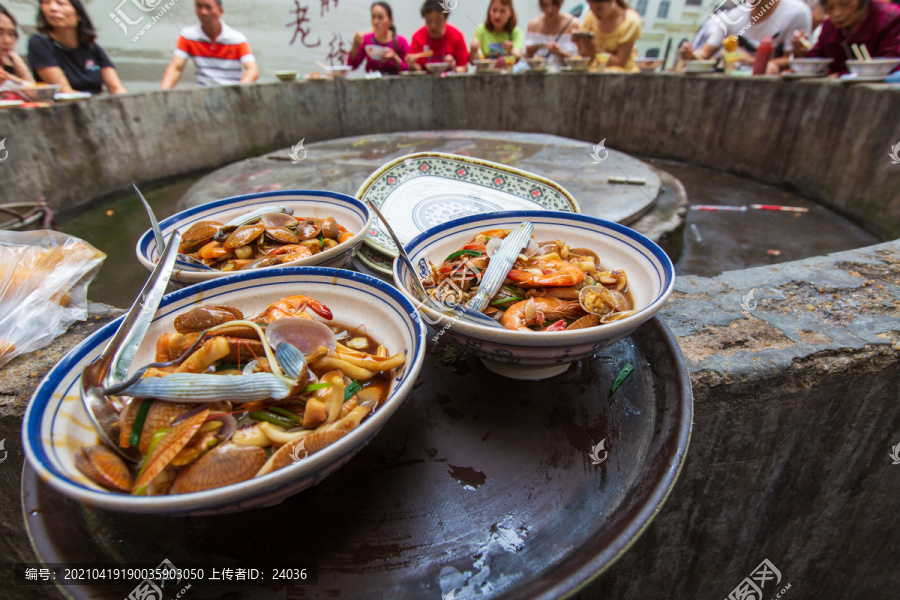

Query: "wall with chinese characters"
<box><xmin>4</xmin><ymin>0</ymin><xmax>564</xmax><ymax>91</ymax></box>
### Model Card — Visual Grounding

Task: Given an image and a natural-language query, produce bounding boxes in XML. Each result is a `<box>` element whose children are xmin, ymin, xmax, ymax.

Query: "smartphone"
<box><xmin>571</xmin><ymin>32</ymin><xmax>594</xmax><ymax>39</ymax></box>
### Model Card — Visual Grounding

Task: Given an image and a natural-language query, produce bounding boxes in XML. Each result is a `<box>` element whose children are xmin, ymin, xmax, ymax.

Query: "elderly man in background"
<box><xmin>160</xmin><ymin>0</ymin><xmax>258</xmax><ymax>89</ymax></box>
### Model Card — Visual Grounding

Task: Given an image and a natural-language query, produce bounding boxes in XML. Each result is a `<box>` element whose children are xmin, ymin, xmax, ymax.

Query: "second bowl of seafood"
<box><xmin>22</xmin><ymin>266</ymin><xmax>427</xmax><ymax>515</ymax></box>
<box><xmin>392</xmin><ymin>211</ymin><xmax>674</xmax><ymax>379</ymax></box>
<box><xmin>136</xmin><ymin>190</ymin><xmax>372</xmax><ymax>284</ymax></box>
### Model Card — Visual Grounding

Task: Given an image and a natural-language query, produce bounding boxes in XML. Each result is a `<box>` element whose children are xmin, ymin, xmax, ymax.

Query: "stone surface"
<box><xmin>178</xmin><ymin>131</ymin><xmax>663</xmax><ymax>226</ymax></box>
<box><xmin>0</xmin><ymin>242</ymin><xmax>897</xmax><ymax>599</ymax></box>
<box><xmin>1</xmin><ymin>75</ymin><xmax>898</xmax><ymax>237</ymax></box>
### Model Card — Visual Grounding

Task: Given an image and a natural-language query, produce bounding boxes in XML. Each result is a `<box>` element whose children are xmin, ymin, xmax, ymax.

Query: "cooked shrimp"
<box><xmin>501</xmin><ymin>297</ymin><xmax>585</xmax><ymax>331</ymax></box>
<box><xmin>260</xmin><ymin>295</ymin><xmax>333</xmax><ymax>322</ymax></box>
<box><xmin>507</xmin><ymin>258</ymin><xmax>586</xmax><ymax>288</ymax></box>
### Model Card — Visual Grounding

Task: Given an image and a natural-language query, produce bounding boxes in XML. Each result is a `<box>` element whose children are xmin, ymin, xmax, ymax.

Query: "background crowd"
<box><xmin>1</xmin><ymin>0</ymin><xmax>898</xmax><ymax>96</ymax></box>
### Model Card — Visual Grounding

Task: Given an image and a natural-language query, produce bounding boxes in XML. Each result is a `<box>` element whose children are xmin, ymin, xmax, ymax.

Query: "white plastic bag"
<box><xmin>0</xmin><ymin>230</ymin><xmax>106</xmax><ymax>366</ymax></box>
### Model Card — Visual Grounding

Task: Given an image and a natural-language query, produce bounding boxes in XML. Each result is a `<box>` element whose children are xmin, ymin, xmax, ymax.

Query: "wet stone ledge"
<box><xmin>0</xmin><ymin>241</ymin><xmax>897</xmax><ymax>598</ymax></box>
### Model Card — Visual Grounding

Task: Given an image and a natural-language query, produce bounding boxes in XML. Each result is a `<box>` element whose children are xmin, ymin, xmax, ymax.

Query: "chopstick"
<box><xmin>406</xmin><ymin>50</ymin><xmax>434</xmax><ymax>61</ymax></box>
<box><xmin>850</xmin><ymin>43</ymin><xmax>864</xmax><ymax>61</ymax></box>
<box><xmin>860</xmin><ymin>44</ymin><xmax>872</xmax><ymax>61</ymax></box>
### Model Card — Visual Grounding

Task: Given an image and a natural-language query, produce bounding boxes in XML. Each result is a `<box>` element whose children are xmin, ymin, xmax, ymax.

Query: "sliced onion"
<box><xmin>260</xmin><ymin>212</ymin><xmax>296</xmax><ymax>228</ymax></box>
<box><xmin>171</xmin><ymin>405</ymin><xmax>208</xmax><ymax>426</ymax></box>
<box><xmin>487</xmin><ymin>236</ymin><xmax>538</xmax><ymax>258</ymax></box>
<box><xmin>485</xmin><ymin>237</ymin><xmax>503</xmax><ymax>257</ymax></box>
<box><xmin>206</xmin><ymin>413</ymin><xmax>238</xmax><ymax>440</ymax></box>
<box><xmin>242</xmin><ymin>359</ymin><xmax>259</xmax><ymax>375</ymax></box>
<box><xmin>266</xmin><ymin>318</ymin><xmax>337</xmax><ymax>356</ymax></box>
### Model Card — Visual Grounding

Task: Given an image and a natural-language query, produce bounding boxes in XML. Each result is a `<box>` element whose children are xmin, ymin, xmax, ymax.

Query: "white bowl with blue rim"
<box><xmin>22</xmin><ymin>267</ymin><xmax>426</xmax><ymax>515</ymax></box>
<box><xmin>135</xmin><ymin>190</ymin><xmax>372</xmax><ymax>285</ymax></box>
<box><xmin>392</xmin><ymin>211</ymin><xmax>674</xmax><ymax>380</ymax></box>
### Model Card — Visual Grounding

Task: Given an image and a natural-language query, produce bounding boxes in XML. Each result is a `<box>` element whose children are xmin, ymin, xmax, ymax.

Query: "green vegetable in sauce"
<box><xmin>344</xmin><ymin>380</ymin><xmax>362</xmax><ymax>402</ymax></box>
<box><xmin>444</xmin><ymin>249</ymin><xmax>483</xmax><ymax>262</ymax></box>
<box><xmin>610</xmin><ymin>363</ymin><xmax>634</xmax><ymax>394</ymax></box>
<box><xmin>268</xmin><ymin>406</ymin><xmax>301</xmax><ymax>423</ymax></box>
<box><xmin>128</xmin><ymin>399</ymin><xmax>153</xmax><ymax>448</ymax></box>
<box><xmin>249</xmin><ymin>410</ymin><xmax>297</xmax><ymax>430</ymax></box>
<box><xmin>303</xmin><ymin>382</ymin><xmax>332</xmax><ymax>392</ymax></box>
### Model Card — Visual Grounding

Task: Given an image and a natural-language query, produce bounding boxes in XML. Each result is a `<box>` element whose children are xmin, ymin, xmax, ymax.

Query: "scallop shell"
<box><xmin>565</xmin><ymin>314</ymin><xmax>600</xmax><ymax>330</ymax></box>
<box><xmin>170</xmin><ymin>442</ymin><xmax>266</xmax><ymax>494</ymax></box>
<box><xmin>75</xmin><ymin>445</ymin><xmax>133</xmax><ymax>492</ymax></box>
<box><xmin>256</xmin><ymin>429</ymin><xmax>347</xmax><ymax>476</ymax></box>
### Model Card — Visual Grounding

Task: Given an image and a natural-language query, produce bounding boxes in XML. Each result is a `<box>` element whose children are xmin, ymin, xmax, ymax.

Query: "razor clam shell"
<box><xmin>120</xmin><ymin>373</ymin><xmax>293</xmax><ymax>402</ymax></box>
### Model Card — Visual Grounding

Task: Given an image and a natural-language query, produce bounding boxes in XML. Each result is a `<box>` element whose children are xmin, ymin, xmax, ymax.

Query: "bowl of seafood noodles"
<box><xmin>136</xmin><ymin>190</ymin><xmax>372</xmax><ymax>285</ymax></box>
<box><xmin>393</xmin><ymin>211</ymin><xmax>674</xmax><ymax>380</ymax></box>
<box><xmin>22</xmin><ymin>267</ymin><xmax>426</xmax><ymax>515</ymax></box>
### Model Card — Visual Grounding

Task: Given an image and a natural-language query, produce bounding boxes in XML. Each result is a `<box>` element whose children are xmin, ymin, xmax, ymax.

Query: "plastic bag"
<box><xmin>0</xmin><ymin>230</ymin><xmax>106</xmax><ymax>367</ymax></box>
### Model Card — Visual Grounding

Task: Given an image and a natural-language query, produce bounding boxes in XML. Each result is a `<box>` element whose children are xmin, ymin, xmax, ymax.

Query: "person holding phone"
<box><xmin>524</xmin><ymin>0</ymin><xmax>580</xmax><ymax>66</ymax></box>
<box><xmin>575</xmin><ymin>0</ymin><xmax>642</xmax><ymax>72</ymax></box>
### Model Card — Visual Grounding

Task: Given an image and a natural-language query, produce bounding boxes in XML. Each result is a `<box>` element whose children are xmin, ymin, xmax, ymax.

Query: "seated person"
<box><xmin>409</xmin><ymin>0</ymin><xmax>469</xmax><ymax>72</ymax></box>
<box><xmin>793</xmin><ymin>0</ymin><xmax>900</xmax><ymax>74</ymax></box>
<box><xmin>160</xmin><ymin>0</ymin><xmax>258</xmax><ymax>88</ymax></box>
<box><xmin>27</xmin><ymin>0</ymin><xmax>126</xmax><ymax>95</ymax></box>
<box><xmin>524</xmin><ymin>0</ymin><xmax>580</xmax><ymax>67</ymax></box>
<box><xmin>680</xmin><ymin>0</ymin><xmax>811</xmax><ymax>73</ymax></box>
<box><xmin>0</xmin><ymin>4</ymin><xmax>33</xmax><ymax>87</ymax></box>
<box><xmin>348</xmin><ymin>2</ymin><xmax>409</xmax><ymax>75</ymax></box>
<box><xmin>471</xmin><ymin>0</ymin><xmax>525</xmax><ymax>64</ymax></box>
<box><xmin>806</xmin><ymin>0</ymin><xmax>827</xmax><ymax>44</ymax></box>
<box><xmin>575</xmin><ymin>0</ymin><xmax>642</xmax><ymax>72</ymax></box>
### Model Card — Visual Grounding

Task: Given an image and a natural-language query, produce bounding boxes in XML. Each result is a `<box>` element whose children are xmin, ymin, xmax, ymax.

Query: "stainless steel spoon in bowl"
<box><xmin>134</xmin><ymin>184</ymin><xmax>214</xmax><ymax>272</ymax></box>
<box><xmin>365</xmin><ymin>202</ymin><xmax>505</xmax><ymax>329</ymax></box>
<box><xmin>79</xmin><ymin>230</ymin><xmax>182</xmax><ymax>463</ymax></box>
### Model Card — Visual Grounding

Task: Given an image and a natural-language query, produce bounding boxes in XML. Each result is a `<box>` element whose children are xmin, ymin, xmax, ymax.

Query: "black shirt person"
<box><xmin>27</xmin><ymin>0</ymin><xmax>126</xmax><ymax>95</ymax></box>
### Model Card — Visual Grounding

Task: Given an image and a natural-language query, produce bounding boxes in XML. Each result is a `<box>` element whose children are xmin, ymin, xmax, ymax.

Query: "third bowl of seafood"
<box><xmin>136</xmin><ymin>190</ymin><xmax>372</xmax><ymax>285</ymax></box>
<box><xmin>22</xmin><ymin>266</ymin><xmax>426</xmax><ymax>514</ymax></box>
<box><xmin>393</xmin><ymin>211</ymin><xmax>674</xmax><ymax>379</ymax></box>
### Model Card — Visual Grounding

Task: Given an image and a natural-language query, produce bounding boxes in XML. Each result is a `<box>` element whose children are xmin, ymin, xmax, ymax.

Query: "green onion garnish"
<box><xmin>610</xmin><ymin>363</ymin><xmax>634</xmax><ymax>395</ymax></box>
<box><xmin>128</xmin><ymin>399</ymin><xmax>153</xmax><ymax>448</ymax></box>
<box><xmin>304</xmin><ymin>382</ymin><xmax>332</xmax><ymax>392</ymax></box>
<box><xmin>490</xmin><ymin>296</ymin><xmax>525</xmax><ymax>306</ymax></box>
<box><xmin>344</xmin><ymin>380</ymin><xmax>362</xmax><ymax>402</ymax></box>
<box><xmin>249</xmin><ymin>411</ymin><xmax>297</xmax><ymax>429</ymax></box>
<box><xmin>268</xmin><ymin>406</ymin><xmax>301</xmax><ymax>423</ymax></box>
<box><xmin>318</xmin><ymin>232</ymin><xmax>325</xmax><ymax>245</ymax></box>
<box><xmin>444</xmin><ymin>249</ymin><xmax>483</xmax><ymax>262</ymax></box>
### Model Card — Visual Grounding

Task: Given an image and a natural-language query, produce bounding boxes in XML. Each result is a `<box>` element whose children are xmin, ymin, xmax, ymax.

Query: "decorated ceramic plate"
<box><xmin>0</xmin><ymin>99</ymin><xmax>24</xmax><ymax>109</ymax></box>
<box><xmin>355</xmin><ymin>152</ymin><xmax>579</xmax><ymax>274</ymax></box>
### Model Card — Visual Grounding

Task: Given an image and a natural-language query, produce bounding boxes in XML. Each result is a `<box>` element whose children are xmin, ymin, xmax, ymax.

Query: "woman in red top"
<box><xmin>792</xmin><ymin>0</ymin><xmax>900</xmax><ymax>74</ymax></box>
<box><xmin>409</xmin><ymin>0</ymin><xmax>469</xmax><ymax>72</ymax></box>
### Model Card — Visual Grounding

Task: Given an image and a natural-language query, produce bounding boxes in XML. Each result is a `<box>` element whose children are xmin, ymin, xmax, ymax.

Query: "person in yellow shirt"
<box><xmin>574</xmin><ymin>0</ymin><xmax>642</xmax><ymax>72</ymax></box>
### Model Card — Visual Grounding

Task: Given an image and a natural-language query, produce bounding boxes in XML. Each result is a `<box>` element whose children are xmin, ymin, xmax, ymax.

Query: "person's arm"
<box><xmin>454</xmin><ymin>31</ymin><xmax>470</xmax><ymax>72</ymax></box>
<box><xmin>507</xmin><ymin>27</ymin><xmax>524</xmax><ymax>59</ymax></box>
<box><xmin>348</xmin><ymin>31</ymin><xmax>366</xmax><ymax>68</ymax></box>
<box><xmin>160</xmin><ymin>55</ymin><xmax>187</xmax><ymax>89</ymax></box>
<box><xmin>34</xmin><ymin>66</ymin><xmax>73</xmax><ymax>92</ymax></box>
<box><xmin>240</xmin><ymin>58</ymin><xmax>259</xmax><ymax>84</ymax></box>
<box><xmin>10</xmin><ymin>52</ymin><xmax>34</xmax><ymax>82</ymax></box>
<box><xmin>408</xmin><ymin>31</ymin><xmax>426</xmax><ymax>70</ymax></box>
<box><xmin>101</xmin><ymin>67</ymin><xmax>127</xmax><ymax>94</ymax></box>
<box><xmin>607</xmin><ymin>39</ymin><xmax>635</xmax><ymax>67</ymax></box>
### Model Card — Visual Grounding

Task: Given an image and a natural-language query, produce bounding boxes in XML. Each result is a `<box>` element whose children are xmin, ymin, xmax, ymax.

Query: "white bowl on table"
<box><xmin>787</xmin><ymin>57</ymin><xmax>832</xmax><ymax>76</ymax></box>
<box><xmin>136</xmin><ymin>190</ymin><xmax>372</xmax><ymax>285</ymax></box>
<box><xmin>846</xmin><ymin>58</ymin><xmax>900</xmax><ymax>79</ymax></box>
<box><xmin>326</xmin><ymin>65</ymin><xmax>352</xmax><ymax>79</ymax></box>
<box><xmin>426</xmin><ymin>61</ymin><xmax>451</xmax><ymax>74</ymax></box>
<box><xmin>365</xmin><ymin>45</ymin><xmax>388</xmax><ymax>61</ymax></box>
<box><xmin>564</xmin><ymin>56</ymin><xmax>591</xmax><ymax>70</ymax></box>
<box><xmin>273</xmin><ymin>70</ymin><xmax>298</xmax><ymax>81</ymax></box>
<box><xmin>635</xmin><ymin>57</ymin><xmax>663</xmax><ymax>73</ymax></box>
<box><xmin>392</xmin><ymin>210</ymin><xmax>675</xmax><ymax>380</ymax></box>
<box><xmin>21</xmin><ymin>266</ymin><xmax>427</xmax><ymax>515</ymax></box>
<box><xmin>684</xmin><ymin>59</ymin><xmax>717</xmax><ymax>74</ymax></box>
<box><xmin>13</xmin><ymin>83</ymin><xmax>61</xmax><ymax>102</ymax></box>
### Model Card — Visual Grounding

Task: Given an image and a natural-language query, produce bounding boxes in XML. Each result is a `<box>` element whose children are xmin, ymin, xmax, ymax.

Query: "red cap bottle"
<box><xmin>752</xmin><ymin>36</ymin><xmax>773</xmax><ymax>75</ymax></box>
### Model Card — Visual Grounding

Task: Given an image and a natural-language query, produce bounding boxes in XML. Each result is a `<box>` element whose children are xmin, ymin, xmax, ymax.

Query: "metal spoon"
<box><xmin>133</xmin><ymin>183</ymin><xmax>214</xmax><ymax>272</ymax></box>
<box><xmin>80</xmin><ymin>230</ymin><xmax>182</xmax><ymax>463</ymax></box>
<box><xmin>366</xmin><ymin>202</ymin><xmax>504</xmax><ymax>329</ymax></box>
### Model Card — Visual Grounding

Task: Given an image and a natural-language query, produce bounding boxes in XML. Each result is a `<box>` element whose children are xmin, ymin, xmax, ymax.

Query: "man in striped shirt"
<box><xmin>160</xmin><ymin>0</ymin><xmax>258</xmax><ymax>88</ymax></box>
